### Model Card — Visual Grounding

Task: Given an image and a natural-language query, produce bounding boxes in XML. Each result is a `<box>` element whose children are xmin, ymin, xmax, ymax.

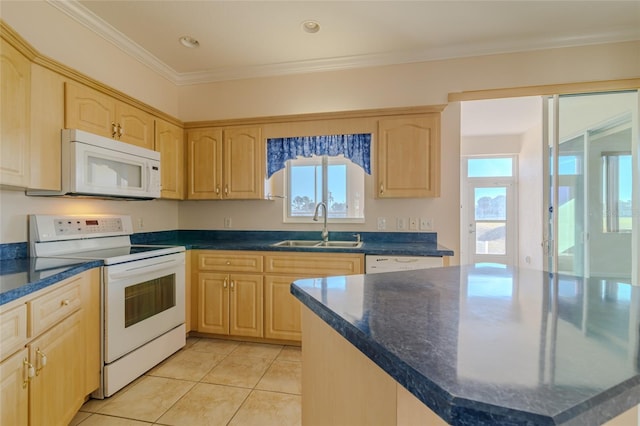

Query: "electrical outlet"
<box><xmin>396</xmin><ymin>217</ymin><xmax>407</xmax><ymax>231</ymax></box>
<box><xmin>420</xmin><ymin>217</ymin><xmax>433</xmax><ymax>231</ymax></box>
<box><xmin>377</xmin><ymin>217</ymin><xmax>386</xmax><ymax>230</ymax></box>
<box><xmin>224</xmin><ymin>217</ymin><xmax>232</xmax><ymax>228</ymax></box>
<box><xmin>409</xmin><ymin>217</ymin><xmax>418</xmax><ymax>231</ymax></box>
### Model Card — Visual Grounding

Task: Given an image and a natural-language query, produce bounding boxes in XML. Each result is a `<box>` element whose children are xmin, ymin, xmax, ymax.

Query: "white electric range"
<box><xmin>29</xmin><ymin>214</ymin><xmax>186</xmax><ymax>398</ymax></box>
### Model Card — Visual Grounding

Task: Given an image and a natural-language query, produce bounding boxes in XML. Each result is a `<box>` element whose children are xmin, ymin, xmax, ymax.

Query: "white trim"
<box><xmin>47</xmin><ymin>0</ymin><xmax>640</xmax><ymax>86</ymax></box>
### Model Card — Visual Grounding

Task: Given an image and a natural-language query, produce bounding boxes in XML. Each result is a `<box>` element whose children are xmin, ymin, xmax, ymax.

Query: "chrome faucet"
<box><xmin>313</xmin><ymin>202</ymin><xmax>329</xmax><ymax>242</ymax></box>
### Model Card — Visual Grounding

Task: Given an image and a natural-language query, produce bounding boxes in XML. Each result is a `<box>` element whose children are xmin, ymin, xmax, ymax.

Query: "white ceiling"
<box><xmin>51</xmin><ymin>0</ymin><xmax>639</xmax><ymax>86</ymax></box>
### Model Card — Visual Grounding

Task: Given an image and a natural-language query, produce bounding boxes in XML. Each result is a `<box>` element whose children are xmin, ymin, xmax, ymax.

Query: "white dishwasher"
<box><xmin>365</xmin><ymin>255</ymin><xmax>443</xmax><ymax>274</ymax></box>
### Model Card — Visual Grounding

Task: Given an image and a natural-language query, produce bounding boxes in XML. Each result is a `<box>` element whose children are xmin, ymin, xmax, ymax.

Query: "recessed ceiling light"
<box><xmin>301</xmin><ymin>20</ymin><xmax>320</xmax><ymax>34</ymax></box>
<box><xmin>179</xmin><ymin>36</ymin><xmax>200</xmax><ymax>48</ymax></box>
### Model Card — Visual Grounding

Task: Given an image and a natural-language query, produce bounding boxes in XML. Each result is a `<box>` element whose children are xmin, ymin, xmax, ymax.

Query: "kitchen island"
<box><xmin>291</xmin><ymin>265</ymin><xmax>640</xmax><ymax>425</ymax></box>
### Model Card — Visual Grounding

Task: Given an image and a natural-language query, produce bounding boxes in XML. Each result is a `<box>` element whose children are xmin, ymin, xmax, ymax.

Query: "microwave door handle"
<box><xmin>146</xmin><ymin>163</ymin><xmax>151</xmax><ymax>192</ymax></box>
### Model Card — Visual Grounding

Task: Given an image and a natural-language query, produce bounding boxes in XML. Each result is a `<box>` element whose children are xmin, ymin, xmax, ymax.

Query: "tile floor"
<box><xmin>70</xmin><ymin>337</ymin><xmax>302</xmax><ymax>426</ymax></box>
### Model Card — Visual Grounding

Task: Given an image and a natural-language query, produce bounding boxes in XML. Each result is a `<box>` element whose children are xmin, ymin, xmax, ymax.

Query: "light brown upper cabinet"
<box><xmin>376</xmin><ymin>114</ymin><xmax>440</xmax><ymax>198</ymax></box>
<box><xmin>155</xmin><ymin>119</ymin><xmax>185</xmax><ymax>200</ymax></box>
<box><xmin>29</xmin><ymin>64</ymin><xmax>66</xmax><ymax>191</ymax></box>
<box><xmin>0</xmin><ymin>38</ymin><xmax>30</xmax><ymax>188</ymax></box>
<box><xmin>187</xmin><ymin>126</ymin><xmax>264</xmax><ymax>200</ymax></box>
<box><xmin>65</xmin><ymin>82</ymin><xmax>154</xmax><ymax>150</ymax></box>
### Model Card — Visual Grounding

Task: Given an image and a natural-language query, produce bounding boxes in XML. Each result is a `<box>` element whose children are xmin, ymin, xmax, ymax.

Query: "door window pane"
<box><xmin>602</xmin><ymin>153</ymin><xmax>632</xmax><ymax>232</ymax></box>
<box><xmin>475</xmin><ymin>222</ymin><xmax>506</xmax><ymax>255</ymax></box>
<box><xmin>468</xmin><ymin>158</ymin><xmax>513</xmax><ymax>177</ymax></box>
<box><xmin>475</xmin><ymin>187</ymin><xmax>506</xmax><ymax>220</ymax></box>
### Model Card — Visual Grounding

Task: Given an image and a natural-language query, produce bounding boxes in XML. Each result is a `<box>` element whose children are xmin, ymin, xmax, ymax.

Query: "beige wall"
<box><xmin>1</xmin><ymin>1</ymin><xmax>638</xmax><ymax>267</ymax></box>
<box><xmin>0</xmin><ymin>190</ymin><xmax>179</xmax><ymax>244</ymax></box>
<box><xmin>0</xmin><ymin>1</ymin><xmax>179</xmax><ymax>116</ymax></box>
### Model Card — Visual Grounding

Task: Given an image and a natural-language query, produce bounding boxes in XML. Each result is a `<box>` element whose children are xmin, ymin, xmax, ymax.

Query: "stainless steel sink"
<box><xmin>272</xmin><ymin>240</ymin><xmax>322</xmax><ymax>247</ymax></box>
<box><xmin>272</xmin><ymin>240</ymin><xmax>363</xmax><ymax>249</ymax></box>
<box><xmin>316</xmin><ymin>241</ymin><xmax>363</xmax><ymax>248</ymax></box>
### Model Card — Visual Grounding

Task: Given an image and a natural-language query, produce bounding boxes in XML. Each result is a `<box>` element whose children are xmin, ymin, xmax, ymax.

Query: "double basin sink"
<box><xmin>272</xmin><ymin>240</ymin><xmax>363</xmax><ymax>249</ymax></box>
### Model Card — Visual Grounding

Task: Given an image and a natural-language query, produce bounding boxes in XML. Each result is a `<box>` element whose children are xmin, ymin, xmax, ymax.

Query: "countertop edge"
<box><xmin>0</xmin><ymin>260</ymin><xmax>103</xmax><ymax>306</ymax></box>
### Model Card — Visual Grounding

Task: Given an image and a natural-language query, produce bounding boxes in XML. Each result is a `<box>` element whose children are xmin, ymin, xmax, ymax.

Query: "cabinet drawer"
<box><xmin>197</xmin><ymin>252</ymin><xmax>263</xmax><ymax>273</ymax></box>
<box><xmin>29</xmin><ymin>275</ymin><xmax>83</xmax><ymax>337</ymax></box>
<box><xmin>264</xmin><ymin>253</ymin><xmax>364</xmax><ymax>276</ymax></box>
<box><xmin>0</xmin><ymin>304</ymin><xmax>27</xmax><ymax>360</ymax></box>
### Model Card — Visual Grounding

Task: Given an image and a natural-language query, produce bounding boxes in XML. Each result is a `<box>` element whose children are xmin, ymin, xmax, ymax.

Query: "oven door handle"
<box><xmin>109</xmin><ymin>258</ymin><xmax>182</xmax><ymax>280</ymax></box>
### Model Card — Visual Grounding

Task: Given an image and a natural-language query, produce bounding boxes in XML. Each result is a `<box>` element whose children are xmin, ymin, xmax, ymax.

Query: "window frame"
<box><xmin>602</xmin><ymin>151</ymin><xmax>632</xmax><ymax>233</ymax></box>
<box><xmin>283</xmin><ymin>154</ymin><xmax>365</xmax><ymax>224</ymax></box>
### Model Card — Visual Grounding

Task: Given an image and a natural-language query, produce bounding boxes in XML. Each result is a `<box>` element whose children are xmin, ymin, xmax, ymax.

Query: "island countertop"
<box><xmin>291</xmin><ymin>265</ymin><xmax>640</xmax><ymax>425</ymax></box>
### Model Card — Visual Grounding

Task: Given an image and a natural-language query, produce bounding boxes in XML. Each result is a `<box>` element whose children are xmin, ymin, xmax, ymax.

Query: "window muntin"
<box><xmin>285</xmin><ymin>154</ymin><xmax>364</xmax><ymax>223</ymax></box>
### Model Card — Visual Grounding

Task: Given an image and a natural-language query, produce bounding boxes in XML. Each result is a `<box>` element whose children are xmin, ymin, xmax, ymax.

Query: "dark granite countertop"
<box><xmin>0</xmin><ymin>230</ymin><xmax>453</xmax><ymax>306</ymax></box>
<box><xmin>133</xmin><ymin>230</ymin><xmax>454</xmax><ymax>257</ymax></box>
<box><xmin>291</xmin><ymin>265</ymin><xmax>640</xmax><ymax>425</ymax></box>
<box><xmin>0</xmin><ymin>257</ymin><xmax>102</xmax><ymax>305</ymax></box>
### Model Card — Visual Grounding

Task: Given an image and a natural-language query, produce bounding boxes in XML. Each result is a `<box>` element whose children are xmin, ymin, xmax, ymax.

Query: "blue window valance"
<box><xmin>266</xmin><ymin>134</ymin><xmax>371</xmax><ymax>178</ymax></box>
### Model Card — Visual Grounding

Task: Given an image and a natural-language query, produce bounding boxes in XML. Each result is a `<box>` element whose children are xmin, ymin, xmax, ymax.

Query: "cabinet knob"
<box><xmin>215</xmin><ymin>186</ymin><xmax>220</xmax><ymax>194</ymax></box>
<box><xmin>230</xmin><ymin>280</ymin><xmax>235</xmax><ymax>290</ymax></box>
<box><xmin>224</xmin><ymin>185</ymin><xmax>229</xmax><ymax>195</ymax></box>
<box><xmin>61</xmin><ymin>299</ymin><xmax>70</xmax><ymax>306</ymax></box>
<box><xmin>111</xmin><ymin>122</ymin><xmax>117</xmax><ymax>138</ymax></box>
<box><xmin>223</xmin><ymin>278</ymin><xmax>227</xmax><ymax>288</ymax></box>
<box><xmin>118</xmin><ymin>124</ymin><xmax>124</xmax><ymax>137</ymax></box>
<box><xmin>379</xmin><ymin>184</ymin><xmax>384</xmax><ymax>194</ymax></box>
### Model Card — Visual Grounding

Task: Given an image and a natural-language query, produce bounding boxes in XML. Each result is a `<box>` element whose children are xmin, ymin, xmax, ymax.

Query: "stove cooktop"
<box><xmin>45</xmin><ymin>245</ymin><xmax>185</xmax><ymax>265</ymax></box>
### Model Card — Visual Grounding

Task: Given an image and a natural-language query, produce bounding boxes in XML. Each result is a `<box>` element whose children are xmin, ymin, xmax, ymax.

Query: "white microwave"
<box><xmin>28</xmin><ymin>129</ymin><xmax>161</xmax><ymax>200</ymax></box>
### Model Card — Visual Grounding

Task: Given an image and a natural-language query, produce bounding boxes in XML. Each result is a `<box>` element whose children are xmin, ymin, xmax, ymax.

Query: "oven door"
<box><xmin>104</xmin><ymin>252</ymin><xmax>185</xmax><ymax>363</ymax></box>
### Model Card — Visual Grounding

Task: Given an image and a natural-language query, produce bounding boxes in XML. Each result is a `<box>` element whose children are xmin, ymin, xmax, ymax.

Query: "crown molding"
<box><xmin>48</xmin><ymin>0</ymin><xmax>640</xmax><ymax>86</ymax></box>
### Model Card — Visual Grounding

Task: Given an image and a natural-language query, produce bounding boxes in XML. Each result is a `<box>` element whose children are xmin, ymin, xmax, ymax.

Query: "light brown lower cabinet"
<box><xmin>263</xmin><ymin>253</ymin><xmax>364</xmax><ymax>342</ymax></box>
<box><xmin>0</xmin><ymin>268</ymin><xmax>100</xmax><ymax>426</ymax></box>
<box><xmin>192</xmin><ymin>251</ymin><xmax>364</xmax><ymax>343</ymax></box>
<box><xmin>197</xmin><ymin>272</ymin><xmax>263</xmax><ymax>338</ymax></box>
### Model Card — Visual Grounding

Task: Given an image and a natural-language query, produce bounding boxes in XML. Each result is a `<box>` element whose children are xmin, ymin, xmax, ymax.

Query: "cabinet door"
<box><xmin>0</xmin><ymin>303</ymin><xmax>27</xmax><ymax>360</ymax></box>
<box><xmin>29</xmin><ymin>310</ymin><xmax>85</xmax><ymax>426</ymax></box>
<box><xmin>0</xmin><ymin>39</ymin><xmax>30</xmax><ymax>188</ymax></box>
<box><xmin>377</xmin><ymin>114</ymin><xmax>440</xmax><ymax>198</ymax></box>
<box><xmin>29</xmin><ymin>64</ymin><xmax>65</xmax><ymax>191</ymax></box>
<box><xmin>264</xmin><ymin>275</ymin><xmax>302</xmax><ymax>341</ymax></box>
<box><xmin>187</xmin><ymin>129</ymin><xmax>223</xmax><ymax>199</ymax></box>
<box><xmin>223</xmin><ymin>126</ymin><xmax>264</xmax><ymax>199</ymax></box>
<box><xmin>116</xmin><ymin>103</ymin><xmax>154</xmax><ymax>149</ymax></box>
<box><xmin>229</xmin><ymin>274</ymin><xmax>263</xmax><ymax>338</ymax></box>
<box><xmin>197</xmin><ymin>272</ymin><xmax>229</xmax><ymax>334</ymax></box>
<box><xmin>156</xmin><ymin>119</ymin><xmax>185</xmax><ymax>200</ymax></box>
<box><xmin>64</xmin><ymin>82</ymin><xmax>116</xmax><ymax>138</ymax></box>
<box><xmin>0</xmin><ymin>348</ymin><xmax>29</xmax><ymax>426</ymax></box>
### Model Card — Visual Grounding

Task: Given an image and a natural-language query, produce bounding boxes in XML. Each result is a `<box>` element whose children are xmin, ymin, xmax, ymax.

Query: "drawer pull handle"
<box><xmin>23</xmin><ymin>358</ymin><xmax>34</xmax><ymax>388</ymax></box>
<box><xmin>36</xmin><ymin>349</ymin><xmax>47</xmax><ymax>375</ymax></box>
<box><xmin>61</xmin><ymin>299</ymin><xmax>70</xmax><ymax>306</ymax></box>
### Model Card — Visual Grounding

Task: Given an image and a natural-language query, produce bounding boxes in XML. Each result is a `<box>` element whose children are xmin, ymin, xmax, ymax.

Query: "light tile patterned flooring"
<box><xmin>70</xmin><ymin>337</ymin><xmax>302</xmax><ymax>426</ymax></box>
